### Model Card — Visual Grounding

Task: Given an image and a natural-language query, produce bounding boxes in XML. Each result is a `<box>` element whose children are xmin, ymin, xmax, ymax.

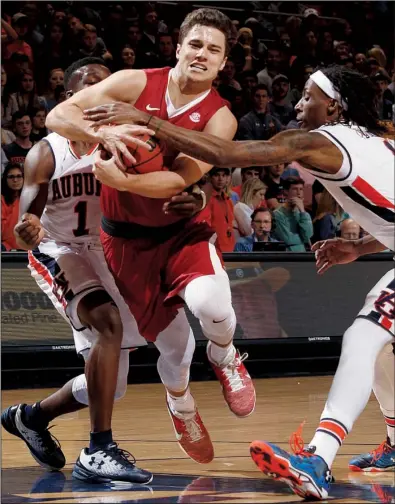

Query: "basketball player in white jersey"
<box><xmin>1</xmin><ymin>58</ymin><xmax>208</xmax><ymax>484</ymax></box>
<box><xmin>83</xmin><ymin>65</ymin><xmax>395</xmax><ymax>498</ymax></box>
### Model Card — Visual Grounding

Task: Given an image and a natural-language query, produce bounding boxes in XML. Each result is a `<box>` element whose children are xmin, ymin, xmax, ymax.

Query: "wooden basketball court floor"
<box><xmin>2</xmin><ymin>377</ymin><xmax>394</xmax><ymax>503</ymax></box>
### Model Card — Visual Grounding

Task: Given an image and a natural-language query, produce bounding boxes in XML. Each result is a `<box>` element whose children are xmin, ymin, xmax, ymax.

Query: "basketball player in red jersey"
<box><xmin>46</xmin><ymin>8</ymin><xmax>256</xmax><ymax>462</ymax></box>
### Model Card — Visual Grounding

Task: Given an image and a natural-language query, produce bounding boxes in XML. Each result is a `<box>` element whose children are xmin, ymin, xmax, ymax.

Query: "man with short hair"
<box><xmin>209</xmin><ymin>167</ymin><xmax>235</xmax><ymax>252</ymax></box>
<box><xmin>268</xmin><ymin>74</ymin><xmax>294</xmax><ymax>126</ymax></box>
<box><xmin>3</xmin><ymin>111</ymin><xmax>33</xmax><ymax>166</ymax></box>
<box><xmin>273</xmin><ymin>177</ymin><xmax>313</xmax><ymax>251</ymax></box>
<box><xmin>232</xmin><ymin>167</ymin><xmax>262</xmax><ymax>198</ymax></box>
<box><xmin>157</xmin><ymin>33</ymin><xmax>177</xmax><ymax>68</ymax></box>
<box><xmin>234</xmin><ymin>208</ymin><xmax>277</xmax><ymax>251</ymax></box>
<box><xmin>340</xmin><ymin>218</ymin><xmax>361</xmax><ymax>240</ymax></box>
<box><xmin>237</xmin><ymin>84</ymin><xmax>283</xmax><ymax>141</ymax></box>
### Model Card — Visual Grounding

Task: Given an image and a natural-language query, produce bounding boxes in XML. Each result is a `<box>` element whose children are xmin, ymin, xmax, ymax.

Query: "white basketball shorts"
<box><xmin>357</xmin><ymin>269</ymin><xmax>395</xmax><ymax>337</ymax></box>
<box><xmin>28</xmin><ymin>239</ymin><xmax>147</xmax><ymax>353</ymax></box>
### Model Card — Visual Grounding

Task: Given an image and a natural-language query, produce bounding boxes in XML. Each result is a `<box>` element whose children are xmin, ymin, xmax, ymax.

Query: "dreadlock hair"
<box><xmin>321</xmin><ymin>65</ymin><xmax>395</xmax><ymax>139</ymax></box>
<box><xmin>64</xmin><ymin>57</ymin><xmax>107</xmax><ymax>91</ymax></box>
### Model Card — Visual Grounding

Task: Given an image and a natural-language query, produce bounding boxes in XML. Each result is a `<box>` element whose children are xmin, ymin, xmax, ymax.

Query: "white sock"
<box><xmin>208</xmin><ymin>341</ymin><xmax>235</xmax><ymax>366</ymax></box>
<box><xmin>167</xmin><ymin>388</ymin><xmax>195</xmax><ymax>415</ymax></box>
<box><xmin>384</xmin><ymin>414</ymin><xmax>395</xmax><ymax>445</ymax></box>
<box><xmin>309</xmin><ymin>419</ymin><xmax>348</xmax><ymax>468</ymax></box>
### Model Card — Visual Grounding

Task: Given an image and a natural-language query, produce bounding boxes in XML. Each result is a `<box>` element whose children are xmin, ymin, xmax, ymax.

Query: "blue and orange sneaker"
<box><xmin>349</xmin><ymin>437</ymin><xmax>395</xmax><ymax>472</ymax></box>
<box><xmin>250</xmin><ymin>424</ymin><xmax>333</xmax><ymax>500</ymax></box>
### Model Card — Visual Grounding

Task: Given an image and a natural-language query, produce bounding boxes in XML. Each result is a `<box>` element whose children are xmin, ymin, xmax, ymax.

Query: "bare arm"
<box><xmin>1</xmin><ymin>18</ymin><xmax>18</xmax><ymax>41</ymax></box>
<box><xmin>46</xmin><ymin>70</ymin><xmax>147</xmax><ymax>143</ymax></box>
<box><xmin>14</xmin><ymin>141</ymin><xmax>54</xmax><ymax>250</ymax></box>
<box><xmin>355</xmin><ymin>234</ymin><xmax>388</xmax><ymax>256</ymax></box>
<box><xmin>93</xmin><ymin>107</ymin><xmax>238</xmax><ymax>198</ymax></box>
<box><xmin>147</xmin><ymin>118</ymin><xmax>343</xmax><ymax>174</ymax></box>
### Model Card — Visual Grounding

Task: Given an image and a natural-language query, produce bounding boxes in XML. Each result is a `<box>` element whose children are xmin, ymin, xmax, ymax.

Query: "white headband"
<box><xmin>310</xmin><ymin>70</ymin><xmax>348</xmax><ymax>110</ymax></box>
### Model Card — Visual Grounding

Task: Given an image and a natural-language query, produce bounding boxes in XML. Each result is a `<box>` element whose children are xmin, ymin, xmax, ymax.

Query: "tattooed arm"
<box><xmin>83</xmin><ymin>103</ymin><xmax>344</xmax><ymax>174</ymax></box>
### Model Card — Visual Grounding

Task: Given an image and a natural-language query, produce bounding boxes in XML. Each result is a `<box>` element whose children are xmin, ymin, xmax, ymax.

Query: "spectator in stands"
<box><xmin>312</xmin><ymin>189</ymin><xmax>345</xmax><ymax>242</ymax></box>
<box><xmin>38</xmin><ymin>23</ymin><xmax>70</xmax><ymax>78</ymax></box>
<box><xmin>234</xmin><ymin>208</ymin><xmax>277</xmax><ymax>252</ymax></box>
<box><xmin>74</xmin><ymin>24</ymin><xmax>112</xmax><ymax>61</ymax></box>
<box><xmin>11</xmin><ymin>70</ymin><xmax>46</xmax><ymax>113</ymax></box>
<box><xmin>264</xmin><ymin>164</ymin><xmax>287</xmax><ymax>209</ymax></box>
<box><xmin>68</xmin><ymin>15</ymin><xmax>85</xmax><ymax>53</ymax></box>
<box><xmin>1</xmin><ymin>16</ymin><xmax>18</xmax><ymax>46</ymax></box>
<box><xmin>30</xmin><ymin>106</ymin><xmax>48</xmax><ymax>143</ymax></box>
<box><xmin>208</xmin><ymin>167</ymin><xmax>235</xmax><ymax>252</ymax></box>
<box><xmin>257</xmin><ymin>44</ymin><xmax>285</xmax><ymax>93</ymax></box>
<box><xmin>3</xmin><ymin>13</ymin><xmax>34</xmax><ymax>65</ymax></box>
<box><xmin>273</xmin><ymin>177</ymin><xmax>313</xmax><ymax>252</ymax></box>
<box><xmin>291</xmin><ymin>29</ymin><xmax>322</xmax><ymax>78</ymax></box>
<box><xmin>233</xmin><ymin>167</ymin><xmax>262</xmax><ymax>198</ymax></box>
<box><xmin>1</xmin><ymin>148</ymin><xmax>9</xmax><ymax>174</ymax></box>
<box><xmin>1</xmin><ymin>65</ymin><xmax>18</xmax><ymax>130</ymax></box>
<box><xmin>139</xmin><ymin>7</ymin><xmax>159</xmax><ymax>63</ymax></box>
<box><xmin>355</xmin><ymin>53</ymin><xmax>368</xmax><ymax>74</ymax></box>
<box><xmin>41</xmin><ymin>68</ymin><xmax>65</xmax><ymax>111</ymax></box>
<box><xmin>1</xmin><ymin>163</ymin><xmax>23</xmax><ymax>251</ymax></box>
<box><xmin>157</xmin><ymin>34</ymin><xmax>177</xmax><ymax>68</ymax></box>
<box><xmin>289</xmin><ymin>64</ymin><xmax>314</xmax><ymax>106</ymax></box>
<box><xmin>237</xmin><ymin>84</ymin><xmax>283</xmax><ymax>141</ymax></box>
<box><xmin>367</xmin><ymin>57</ymin><xmax>380</xmax><ymax>77</ymax></box>
<box><xmin>220</xmin><ymin>59</ymin><xmax>241</xmax><ymax>91</ymax></box>
<box><xmin>340</xmin><ymin>218</ymin><xmax>361</xmax><ymax>240</ymax></box>
<box><xmin>233</xmin><ymin>178</ymin><xmax>267</xmax><ymax>240</ymax></box>
<box><xmin>371</xmin><ymin>69</ymin><xmax>393</xmax><ymax>120</ymax></box>
<box><xmin>117</xmin><ymin>45</ymin><xmax>136</xmax><ymax>70</ymax></box>
<box><xmin>3</xmin><ymin>111</ymin><xmax>33</xmax><ymax>166</ymax></box>
<box><xmin>268</xmin><ymin>74</ymin><xmax>294</xmax><ymax>126</ymax></box>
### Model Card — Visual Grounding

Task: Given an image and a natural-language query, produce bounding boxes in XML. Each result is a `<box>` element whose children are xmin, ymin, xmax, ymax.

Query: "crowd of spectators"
<box><xmin>1</xmin><ymin>1</ymin><xmax>394</xmax><ymax>252</ymax></box>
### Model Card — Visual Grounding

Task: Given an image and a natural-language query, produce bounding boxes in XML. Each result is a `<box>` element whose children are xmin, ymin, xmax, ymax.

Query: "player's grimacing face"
<box><xmin>295</xmin><ymin>80</ymin><xmax>334</xmax><ymax>131</ymax></box>
<box><xmin>176</xmin><ymin>25</ymin><xmax>227</xmax><ymax>82</ymax></box>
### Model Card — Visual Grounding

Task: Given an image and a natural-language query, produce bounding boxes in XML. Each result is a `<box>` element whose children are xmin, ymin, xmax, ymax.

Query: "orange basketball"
<box><xmin>123</xmin><ymin>135</ymin><xmax>165</xmax><ymax>174</ymax></box>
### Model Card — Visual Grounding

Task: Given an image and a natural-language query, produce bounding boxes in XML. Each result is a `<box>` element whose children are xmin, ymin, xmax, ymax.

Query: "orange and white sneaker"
<box><xmin>207</xmin><ymin>342</ymin><xmax>256</xmax><ymax>418</ymax></box>
<box><xmin>166</xmin><ymin>400</ymin><xmax>214</xmax><ymax>464</ymax></box>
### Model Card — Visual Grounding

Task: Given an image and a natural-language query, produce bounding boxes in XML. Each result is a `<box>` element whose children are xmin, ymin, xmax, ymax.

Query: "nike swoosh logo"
<box><xmin>146</xmin><ymin>105</ymin><xmax>160</xmax><ymax>111</ymax></box>
<box><xmin>213</xmin><ymin>318</ymin><xmax>227</xmax><ymax>323</ymax></box>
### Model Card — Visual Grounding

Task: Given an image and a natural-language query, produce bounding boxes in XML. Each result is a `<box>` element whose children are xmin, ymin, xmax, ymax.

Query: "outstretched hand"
<box><xmin>311</xmin><ymin>238</ymin><xmax>360</xmax><ymax>275</ymax></box>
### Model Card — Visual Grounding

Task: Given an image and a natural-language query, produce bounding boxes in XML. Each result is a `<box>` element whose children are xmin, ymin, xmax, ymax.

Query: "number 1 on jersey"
<box><xmin>73</xmin><ymin>201</ymin><xmax>89</xmax><ymax>237</ymax></box>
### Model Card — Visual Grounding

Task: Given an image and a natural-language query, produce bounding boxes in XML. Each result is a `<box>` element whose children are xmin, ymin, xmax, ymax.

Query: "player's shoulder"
<box><xmin>205</xmin><ymin>103</ymin><xmax>237</xmax><ymax>138</ymax></box>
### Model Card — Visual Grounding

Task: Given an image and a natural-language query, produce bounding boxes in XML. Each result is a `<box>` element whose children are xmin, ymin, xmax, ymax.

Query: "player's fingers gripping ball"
<box><xmin>122</xmin><ymin>134</ymin><xmax>165</xmax><ymax>174</ymax></box>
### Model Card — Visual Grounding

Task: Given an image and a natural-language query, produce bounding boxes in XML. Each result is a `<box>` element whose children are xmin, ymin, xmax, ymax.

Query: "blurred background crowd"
<box><xmin>1</xmin><ymin>1</ymin><xmax>394</xmax><ymax>252</ymax></box>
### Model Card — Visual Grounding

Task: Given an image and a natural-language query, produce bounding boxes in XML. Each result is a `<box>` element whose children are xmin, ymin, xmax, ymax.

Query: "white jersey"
<box><xmin>306</xmin><ymin>123</ymin><xmax>395</xmax><ymax>251</ymax></box>
<box><xmin>41</xmin><ymin>133</ymin><xmax>101</xmax><ymax>244</ymax></box>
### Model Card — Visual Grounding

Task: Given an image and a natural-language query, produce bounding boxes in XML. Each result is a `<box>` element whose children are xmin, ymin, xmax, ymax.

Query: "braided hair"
<box><xmin>321</xmin><ymin>65</ymin><xmax>394</xmax><ymax>139</ymax></box>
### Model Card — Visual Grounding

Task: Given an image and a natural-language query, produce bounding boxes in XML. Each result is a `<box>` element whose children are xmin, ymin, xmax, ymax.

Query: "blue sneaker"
<box><xmin>349</xmin><ymin>438</ymin><xmax>395</xmax><ymax>472</ymax></box>
<box><xmin>250</xmin><ymin>440</ymin><xmax>333</xmax><ymax>500</ymax></box>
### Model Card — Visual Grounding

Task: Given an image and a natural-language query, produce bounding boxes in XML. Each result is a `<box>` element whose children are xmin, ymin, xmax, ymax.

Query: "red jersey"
<box><xmin>101</xmin><ymin>67</ymin><xmax>228</xmax><ymax>226</ymax></box>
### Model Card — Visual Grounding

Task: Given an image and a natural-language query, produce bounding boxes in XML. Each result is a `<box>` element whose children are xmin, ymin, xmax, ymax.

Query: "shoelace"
<box><xmin>289</xmin><ymin>422</ymin><xmax>334</xmax><ymax>483</ymax></box>
<box><xmin>184</xmin><ymin>417</ymin><xmax>203</xmax><ymax>443</ymax></box>
<box><xmin>223</xmin><ymin>352</ymin><xmax>248</xmax><ymax>392</ymax></box>
<box><xmin>289</xmin><ymin>421</ymin><xmax>310</xmax><ymax>456</ymax></box>
<box><xmin>372</xmin><ymin>439</ymin><xmax>392</xmax><ymax>462</ymax></box>
<box><xmin>27</xmin><ymin>424</ymin><xmax>61</xmax><ymax>454</ymax></box>
<box><xmin>103</xmin><ymin>443</ymin><xmax>137</xmax><ymax>469</ymax></box>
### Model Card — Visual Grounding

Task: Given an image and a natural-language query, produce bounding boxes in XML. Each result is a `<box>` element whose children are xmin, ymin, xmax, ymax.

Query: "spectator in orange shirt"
<box><xmin>3</xmin><ymin>14</ymin><xmax>34</xmax><ymax>65</ymax></box>
<box><xmin>208</xmin><ymin>167</ymin><xmax>235</xmax><ymax>252</ymax></box>
<box><xmin>1</xmin><ymin>163</ymin><xmax>24</xmax><ymax>251</ymax></box>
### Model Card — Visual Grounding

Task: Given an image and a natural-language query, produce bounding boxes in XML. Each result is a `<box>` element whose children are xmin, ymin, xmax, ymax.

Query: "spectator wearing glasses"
<box><xmin>1</xmin><ymin>163</ymin><xmax>23</xmax><ymax>251</ymax></box>
<box><xmin>234</xmin><ymin>208</ymin><xmax>277</xmax><ymax>252</ymax></box>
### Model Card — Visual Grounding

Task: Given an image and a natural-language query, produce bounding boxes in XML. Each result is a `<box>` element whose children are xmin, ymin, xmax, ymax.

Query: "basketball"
<box><xmin>123</xmin><ymin>134</ymin><xmax>165</xmax><ymax>174</ymax></box>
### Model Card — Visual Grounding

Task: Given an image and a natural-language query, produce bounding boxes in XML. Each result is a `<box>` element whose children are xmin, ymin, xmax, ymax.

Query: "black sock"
<box><xmin>22</xmin><ymin>402</ymin><xmax>50</xmax><ymax>431</ymax></box>
<box><xmin>89</xmin><ymin>429</ymin><xmax>113</xmax><ymax>452</ymax></box>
